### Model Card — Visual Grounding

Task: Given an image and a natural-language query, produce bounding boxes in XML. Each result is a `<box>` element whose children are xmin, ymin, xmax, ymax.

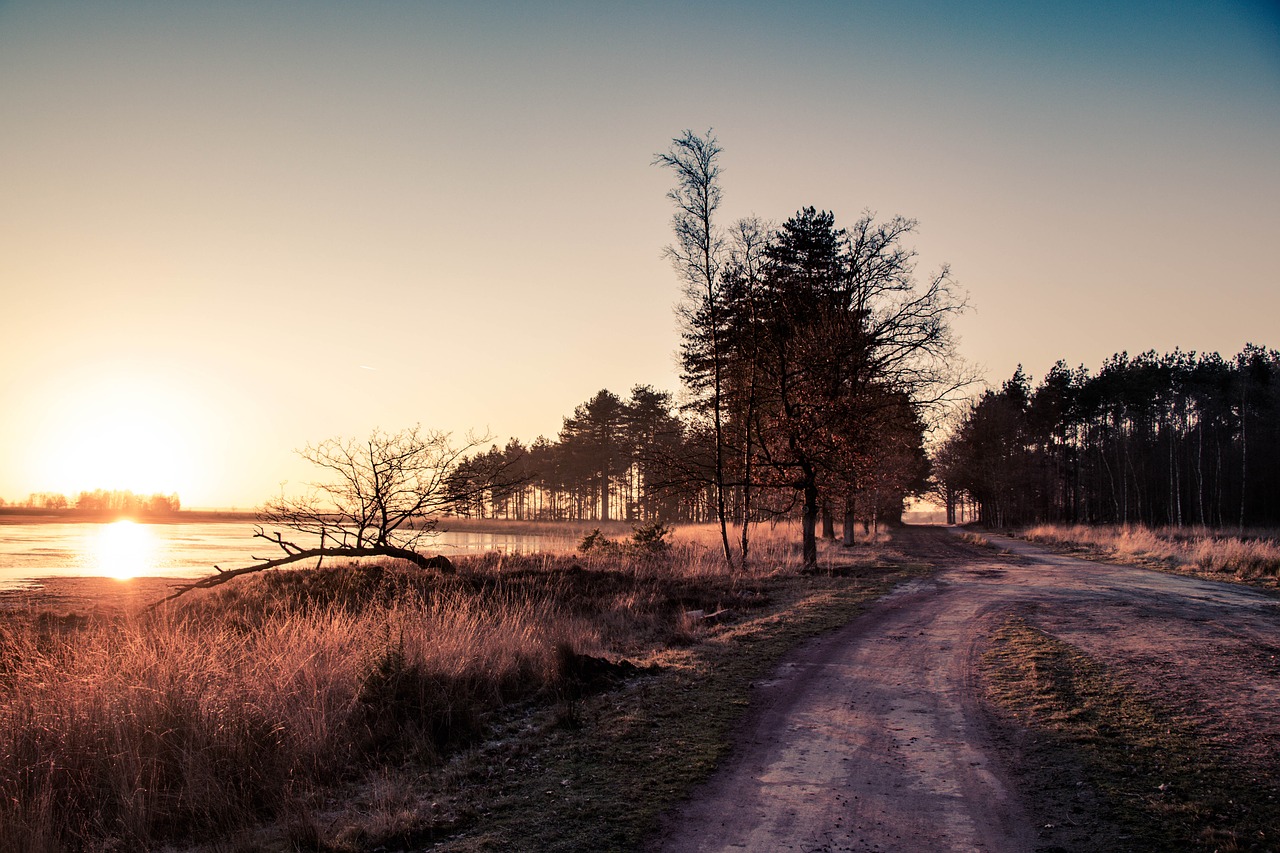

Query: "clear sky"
<box><xmin>2</xmin><ymin>1</ymin><xmax>1277</xmax><ymax>508</ymax></box>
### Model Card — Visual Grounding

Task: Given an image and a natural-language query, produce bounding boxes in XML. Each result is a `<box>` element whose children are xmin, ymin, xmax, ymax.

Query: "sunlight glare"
<box><xmin>92</xmin><ymin>520</ymin><xmax>157</xmax><ymax>580</ymax></box>
<box><xmin>32</xmin><ymin>371</ymin><xmax>202</xmax><ymax>500</ymax></box>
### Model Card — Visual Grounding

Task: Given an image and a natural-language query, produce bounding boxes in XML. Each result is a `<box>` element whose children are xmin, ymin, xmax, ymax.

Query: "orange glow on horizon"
<box><xmin>28</xmin><ymin>371</ymin><xmax>202</xmax><ymax>502</ymax></box>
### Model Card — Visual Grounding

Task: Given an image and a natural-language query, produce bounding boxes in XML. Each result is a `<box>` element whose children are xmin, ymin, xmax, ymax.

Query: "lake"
<box><xmin>0</xmin><ymin>520</ymin><xmax>576</xmax><ymax>590</ymax></box>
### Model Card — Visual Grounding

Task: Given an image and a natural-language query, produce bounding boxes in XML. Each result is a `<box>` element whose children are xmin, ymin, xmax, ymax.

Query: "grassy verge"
<box><xmin>0</xmin><ymin>526</ymin><xmax>923</xmax><ymax>852</ymax></box>
<box><xmin>1021</xmin><ymin>523</ymin><xmax>1280</xmax><ymax>589</ymax></box>
<box><xmin>982</xmin><ymin>616</ymin><xmax>1278</xmax><ymax>853</ymax></box>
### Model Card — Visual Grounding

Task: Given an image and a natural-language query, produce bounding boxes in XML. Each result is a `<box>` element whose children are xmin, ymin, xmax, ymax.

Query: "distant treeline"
<box><xmin>445</xmin><ymin>386</ymin><xmax>697</xmax><ymax>524</ymax></box>
<box><xmin>11</xmin><ymin>489</ymin><xmax>181</xmax><ymax>514</ymax></box>
<box><xmin>935</xmin><ymin>345</ymin><xmax>1280</xmax><ymax>528</ymax></box>
<box><xmin>444</xmin><ymin>382</ymin><xmax>926</xmax><ymax>529</ymax></box>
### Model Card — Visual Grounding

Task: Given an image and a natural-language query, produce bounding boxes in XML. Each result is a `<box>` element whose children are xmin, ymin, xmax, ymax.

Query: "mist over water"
<box><xmin>0</xmin><ymin>521</ymin><xmax>572</xmax><ymax>589</ymax></box>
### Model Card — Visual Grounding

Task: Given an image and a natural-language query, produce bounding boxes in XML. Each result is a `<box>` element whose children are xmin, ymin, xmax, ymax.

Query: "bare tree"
<box><xmin>656</xmin><ymin>128</ymin><xmax>735</xmax><ymax>567</ymax></box>
<box><xmin>156</xmin><ymin>426</ymin><xmax>495</xmax><ymax>603</ymax></box>
<box><xmin>720</xmin><ymin>215</ymin><xmax>770</xmax><ymax>562</ymax></box>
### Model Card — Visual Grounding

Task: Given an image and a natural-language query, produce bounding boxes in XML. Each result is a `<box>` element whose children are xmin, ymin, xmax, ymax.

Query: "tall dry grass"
<box><xmin>0</xmin><ymin>536</ymin><xmax>801</xmax><ymax>852</ymax></box>
<box><xmin>672</xmin><ymin>521</ymin><xmax>887</xmax><ymax>574</ymax></box>
<box><xmin>0</xmin><ymin>582</ymin><xmax>584</xmax><ymax>850</ymax></box>
<box><xmin>1022</xmin><ymin>523</ymin><xmax>1280</xmax><ymax>581</ymax></box>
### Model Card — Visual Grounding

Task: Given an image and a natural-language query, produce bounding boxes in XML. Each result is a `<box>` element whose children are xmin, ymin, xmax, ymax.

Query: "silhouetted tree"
<box><xmin>623</xmin><ymin>384</ymin><xmax>686</xmax><ymax>521</ymax></box>
<box><xmin>657</xmin><ymin>128</ymin><xmax>735</xmax><ymax>565</ymax></box>
<box><xmin>160</xmin><ymin>426</ymin><xmax>495</xmax><ymax>602</ymax></box>
<box><xmin>26</xmin><ymin>492</ymin><xmax>69</xmax><ymax>509</ymax></box>
<box><xmin>741</xmin><ymin>208</ymin><xmax>966</xmax><ymax>566</ymax></box>
<box><xmin>71</xmin><ymin>489</ymin><xmax>181</xmax><ymax>515</ymax></box>
<box><xmin>559</xmin><ymin>390</ymin><xmax>630</xmax><ymax>522</ymax></box>
<box><xmin>717</xmin><ymin>216</ymin><xmax>771</xmax><ymax>560</ymax></box>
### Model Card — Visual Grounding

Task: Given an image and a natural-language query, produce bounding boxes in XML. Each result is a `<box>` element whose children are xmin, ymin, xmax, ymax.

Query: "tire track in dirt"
<box><xmin>650</xmin><ymin>527</ymin><xmax>1280</xmax><ymax>853</ymax></box>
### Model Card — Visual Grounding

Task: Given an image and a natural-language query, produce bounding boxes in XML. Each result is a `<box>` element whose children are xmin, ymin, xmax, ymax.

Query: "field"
<box><xmin>0</xmin><ymin>522</ymin><xmax>916</xmax><ymax>852</ymax></box>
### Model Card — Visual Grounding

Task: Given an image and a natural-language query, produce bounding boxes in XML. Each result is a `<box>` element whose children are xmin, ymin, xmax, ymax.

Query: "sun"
<box><xmin>91</xmin><ymin>520</ymin><xmax>158</xmax><ymax>580</ymax></box>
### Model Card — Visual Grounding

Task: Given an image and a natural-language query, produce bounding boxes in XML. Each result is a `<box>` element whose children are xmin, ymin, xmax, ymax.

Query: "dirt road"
<box><xmin>651</xmin><ymin>526</ymin><xmax>1280</xmax><ymax>853</ymax></box>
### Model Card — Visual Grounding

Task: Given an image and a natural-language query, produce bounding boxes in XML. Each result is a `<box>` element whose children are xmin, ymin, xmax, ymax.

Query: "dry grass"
<box><xmin>425</xmin><ymin>534</ymin><xmax>920</xmax><ymax>852</ymax></box>
<box><xmin>0</xmin><ymin>572</ymin><xmax>585</xmax><ymax>850</ymax></box>
<box><xmin>674</xmin><ymin>520</ymin><xmax>890</xmax><ymax>567</ymax></box>
<box><xmin>0</xmin><ymin>528</ymin><xmax>834</xmax><ymax>852</ymax></box>
<box><xmin>958</xmin><ymin>530</ymin><xmax>992</xmax><ymax>548</ymax></box>
<box><xmin>1022</xmin><ymin>523</ymin><xmax>1280</xmax><ymax>583</ymax></box>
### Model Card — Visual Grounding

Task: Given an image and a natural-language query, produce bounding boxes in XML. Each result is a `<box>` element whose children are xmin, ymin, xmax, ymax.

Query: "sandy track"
<box><xmin>651</xmin><ymin>527</ymin><xmax>1280</xmax><ymax>853</ymax></box>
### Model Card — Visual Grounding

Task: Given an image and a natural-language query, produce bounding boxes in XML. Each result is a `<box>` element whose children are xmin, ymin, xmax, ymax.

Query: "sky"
<box><xmin>1</xmin><ymin>1</ymin><xmax>1277</xmax><ymax>508</ymax></box>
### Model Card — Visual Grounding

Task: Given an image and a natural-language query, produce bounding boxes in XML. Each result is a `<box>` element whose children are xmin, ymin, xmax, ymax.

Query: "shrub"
<box><xmin>630</xmin><ymin>522</ymin><xmax>673</xmax><ymax>553</ymax></box>
<box><xmin>579</xmin><ymin>522</ymin><xmax>673</xmax><ymax>556</ymax></box>
<box><xmin>578</xmin><ymin>527</ymin><xmax>621</xmax><ymax>555</ymax></box>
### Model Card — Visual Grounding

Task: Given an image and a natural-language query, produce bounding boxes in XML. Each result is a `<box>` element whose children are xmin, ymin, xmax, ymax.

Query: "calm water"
<box><xmin>0</xmin><ymin>521</ymin><xmax>573</xmax><ymax>590</ymax></box>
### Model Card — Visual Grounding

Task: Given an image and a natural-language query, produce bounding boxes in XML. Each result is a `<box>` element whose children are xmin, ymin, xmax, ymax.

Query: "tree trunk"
<box><xmin>842</xmin><ymin>492</ymin><xmax>857</xmax><ymax>546</ymax></box>
<box><xmin>1239</xmin><ymin>384</ymin><xmax>1247</xmax><ymax>532</ymax></box>
<box><xmin>600</xmin><ymin>465</ymin><xmax>610</xmax><ymax>523</ymax></box>
<box><xmin>802</xmin><ymin>473</ymin><xmax>819</xmax><ymax>568</ymax></box>
<box><xmin>821</xmin><ymin>500</ymin><xmax>836</xmax><ymax>539</ymax></box>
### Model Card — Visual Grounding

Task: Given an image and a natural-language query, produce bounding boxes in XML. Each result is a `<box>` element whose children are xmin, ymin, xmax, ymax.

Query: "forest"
<box><xmin>934</xmin><ymin>345</ymin><xmax>1280</xmax><ymax>529</ymax></box>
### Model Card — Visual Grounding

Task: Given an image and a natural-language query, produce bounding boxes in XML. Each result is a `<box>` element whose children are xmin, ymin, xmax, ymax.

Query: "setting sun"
<box><xmin>90</xmin><ymin>520</ymin><xmax>157</xmax><ymax>581</ymax></box>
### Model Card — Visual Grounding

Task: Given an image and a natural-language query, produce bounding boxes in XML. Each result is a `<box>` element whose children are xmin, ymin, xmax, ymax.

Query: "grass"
<box><xmin>0</xmin><ymin>523</ymin><xmax>920</xmax><ymax>852</ymax></box>
<box><xmin>1</xmin><ymin>567</ymin><xmax>584</xmax><ymax>851</ymax></box>
<box><xmin>1022</xmin><ymin>523</ymin><xmax>1280</xmax><ymax>586</ymax></box>
<box><xmin>982</xmin><ymin>616</ymin><xmax>1279</xmax><ymax>853</ymax></box>
<box><xmin>958</xmin><ymin>530</ymin><xmax>993</xmax><ymax>548</ymax></box>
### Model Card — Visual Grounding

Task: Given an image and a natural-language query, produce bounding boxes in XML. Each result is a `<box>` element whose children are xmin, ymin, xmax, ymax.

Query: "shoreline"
<box><xmin>0</xmin><ymin>575</ymin><xmax>189</xmax><ymax>615</ymax></box>
<box><xmin>0</xmin><ymin>508</ymin><xmax>260</xmax><ymax>525</ymax></box>
<box><xmin>0</xmin><ymin>508</ymin><xmax>636</xmax><ymax>534</ymax></box>
<box><xmin>0</xmin><ymin>518</ymin><xmax>635</xmax><ymax>612</ymax></box>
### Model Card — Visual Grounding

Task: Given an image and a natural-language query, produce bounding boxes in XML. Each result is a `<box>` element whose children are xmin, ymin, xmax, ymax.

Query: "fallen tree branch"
<box><xmin>151</xmin><ymin>543</ymin><xmax>454</xmax><ymax>607</ymax></box>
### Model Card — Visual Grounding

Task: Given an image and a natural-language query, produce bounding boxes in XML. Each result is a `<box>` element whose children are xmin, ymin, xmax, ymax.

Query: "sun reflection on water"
<box><xmin>92</xmin><ymin>520</ymin><xmax>157</xmax><ymax>580</ymax></box>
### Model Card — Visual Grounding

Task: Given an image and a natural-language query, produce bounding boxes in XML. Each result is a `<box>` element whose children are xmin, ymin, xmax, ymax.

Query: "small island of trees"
<box><xmin>6</xmin><ymin>488</ymin><xmax>181</xmax><ymax>515</ymax></box>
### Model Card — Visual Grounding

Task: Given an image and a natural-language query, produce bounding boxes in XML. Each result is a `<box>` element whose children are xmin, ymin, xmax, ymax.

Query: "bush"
<box><xmin>579</xmin><ymin>522</ymin><xmax>673</xmax><ymax>556</ymax></box>
<box><xmin>630</xmin><ymin>522</ymin><xmax>672</xmax><ymax>553</ymax></box>
<box><xmin>578</xmin><ymin>528</ymin><xmax>621</xmax><ymax>555</ymax></box>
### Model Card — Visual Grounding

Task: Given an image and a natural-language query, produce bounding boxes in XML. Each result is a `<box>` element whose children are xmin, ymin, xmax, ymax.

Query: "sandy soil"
<box><xmin>650</xmin><ymin>526</ymin><xmax>1280</xmax><ymax>853</ymax></box>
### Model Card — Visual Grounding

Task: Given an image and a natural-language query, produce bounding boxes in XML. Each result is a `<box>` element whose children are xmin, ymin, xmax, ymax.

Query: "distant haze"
<box><xmin>2</xmin><ymin>1</ymin><xmax>1277</xmax><ymax>508</ymax></box>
